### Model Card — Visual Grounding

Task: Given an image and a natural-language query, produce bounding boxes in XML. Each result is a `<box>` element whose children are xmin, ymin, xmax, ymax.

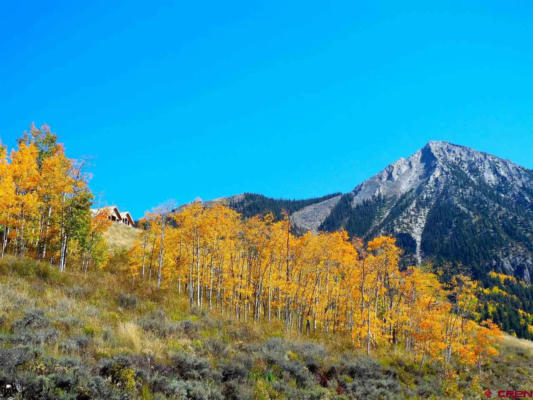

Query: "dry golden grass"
<box><xmin>116</xmin><ymin>322</ymin><xmax>143</xmax><ymax>353</ymax></box>
<box><xmin>503</xmin><ymin>333</ymin><xmax>533</xmax><ymax>353</ymax></box>
<box><xmin>104</xmin><ymin>223</ymin><xmax>141</xmax><ymax>250</ymax></box>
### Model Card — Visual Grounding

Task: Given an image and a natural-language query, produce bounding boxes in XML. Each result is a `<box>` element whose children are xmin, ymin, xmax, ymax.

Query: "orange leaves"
<box><xmin>92</xmin><ymin>210</ymin><xmax>112</xmax><ymax>234</ymax></box>
<box><xmin>367</xmin><ymin>235</ymin><xmax>397</xmax><ymax>252</ymax></box>
<box><xmin>472</xmin><ymin>320</ymin><xmax>503</xmax><ymax>364</ymax></box>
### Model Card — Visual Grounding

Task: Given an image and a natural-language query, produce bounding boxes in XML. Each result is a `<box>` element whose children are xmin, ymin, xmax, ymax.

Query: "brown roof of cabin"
<box><xmin>119</xmin><ymin>211</ymin><xmax>134</xmax><ymax>225</ymax></box>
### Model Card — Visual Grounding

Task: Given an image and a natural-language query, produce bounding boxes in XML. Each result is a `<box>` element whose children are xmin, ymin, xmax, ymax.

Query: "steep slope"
<box><xmin>319</xmin><ymin>141</ymin><xmax>533</xmax><ymax>281</ymax></box>
<box><xmin>290</xmin><ymin>194</ymin><xmax>342</xmax><ymax>232</ymax></box>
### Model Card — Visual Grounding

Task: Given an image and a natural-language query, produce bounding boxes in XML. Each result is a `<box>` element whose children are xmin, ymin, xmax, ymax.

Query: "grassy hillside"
<box><xmin>104</xmin><ymin>223</ymin><xmax>141</xmax><ymax>250</ymax></box>
<box><xmin>0</xmin><ymin>256</ymin><xmax>532</xmax><ymax>399</ymax></box>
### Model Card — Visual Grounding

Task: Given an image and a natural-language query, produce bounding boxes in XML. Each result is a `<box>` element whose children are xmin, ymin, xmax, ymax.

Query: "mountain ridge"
<box><xmin>190</xmin><ymin>141</ymin><xmax>533</xmax><ymax>282</ymax></box>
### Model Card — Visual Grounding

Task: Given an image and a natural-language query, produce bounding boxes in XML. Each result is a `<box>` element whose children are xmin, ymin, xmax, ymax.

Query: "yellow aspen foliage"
<box><xmin>1</xmin><ymin>125</ymin><xmax>107</xmax><ymax>272</ymax></box>
<box><xmin>132</xmin><ymin>202</ymin><xmax>503</xmax><ymax>373</ymax></box>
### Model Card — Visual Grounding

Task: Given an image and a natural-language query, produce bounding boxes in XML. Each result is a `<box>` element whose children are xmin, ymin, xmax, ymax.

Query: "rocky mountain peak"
<box><xmin>290</xmin><ymin>141</ymin><xmax>533</xmax><ymax>281</ymax></box>
<box><xmin>357</xmin><ymin>140</ymin><xmax>532</xmax><ymax>197</ymax></box>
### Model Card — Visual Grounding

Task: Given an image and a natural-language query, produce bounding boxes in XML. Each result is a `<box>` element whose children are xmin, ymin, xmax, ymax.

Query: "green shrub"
<box><xmin>218</xmin><ymin>357</ymin><xmax>252</xmax><ymax>383</ymax></box>
<box><xmin>12</xmin><ymin>309</ymin><xmax>50</xmax><ymax>332</ymax></box>
<box><xmin>99</xmin><ymin>355</ymin><xmax>138</xmax><ymax>392</ymax></box>
<box><xmin>165</xmin><ymin>379</ymin><xmax>223</xmax><ymax>400</ymax></box>
<box><xmin>170</xmin><ymin>352</ymin><xmax>215</xmax><ymax>381</ymax></box>
<box><xmin>222</xmin><ymin>380</ymin><xmax>253</xmax><ymax>400</ymax></box>
<box><xmin>176</xmin><ymin>319</ymin><xmax>201</xmax><ymax>337</ymax></box>
<box><xmin>290</xmin><ymin>342</ymin><xmax>325</xmax><ymax>373</ymax></box>
<box><xmin>54</xmin><ymin>316</ymin><xmax>81</xmax><ymax>332</ymax></box>
<box><xmin>0</xmin><ymin>260</ymin><xmax>8</xmax><ymax>275</ymax></box>
<box><xmin>8</xmin><ymin>310</ymin><xmax>58</xmax><ymax>346</ymax></box>
<box><xmin>0</xmin><ymin>354</ymin><xmax>127</xmax><ymax>399</ymax></box>
<box><xmin>59</xmin><ymin>336</ymin><xmax>90</xmax><ymax>354</ymax></box>
<box><xmin>8</xmin><ymin>257</ymin><xmax>36</xmax><ymax>277</ymax></box>
<box><xmin>0</xmin><ymin>345</ymin><xmax>41</xmax><ymax>371</ymax></box>
<box><xmin>338</xmin><ymin>356</ymin><xmax>402</xmax><ymax>399</ymax></box>
<box><xmin>0</xmin><ymin>257</ymin><xmax>67</xmax><ymax>284</ymax></box>
<box><xmin>204</xmin><ymin>337</ymin><xmax>227</xmax><ymax>356</ymax></box>
<box><xmin>83</xmin><ymin>324</ymin><xmax>99</xmax><ymax>337</ymax></box>
<box><xmin>65</xmin><ymin>285</ymin><xmax>89</xmax><ymax>298</ymax></box>
<box><xmin>35</xmin><ymin>262</ymin><xmax>64</xmax><ymax>283</ymax></box>
<box><xmin>116</xmin><ymin>291</ymin><xmax>138</xmax><ymax>309</ymax></box>
<box><xmin>138</xmin><ymin>309</ymin><xmax>178</xmax><ymax>337</ymax></box>
<box><xmin>102</xmin><ymin>327</ymin><xmax>114</xmax><ymax>343</ymax></box>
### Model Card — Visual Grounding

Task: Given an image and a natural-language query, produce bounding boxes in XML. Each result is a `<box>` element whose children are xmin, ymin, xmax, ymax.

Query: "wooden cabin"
<box><xmin>91</xmin><ymin>206</ymin><xmax>134</xmax><ymax>226</ymax></box>
<box><xmin>119</xmin><ymin>211</ymin><xmax>134</xmax><ymax>226</ymax></box>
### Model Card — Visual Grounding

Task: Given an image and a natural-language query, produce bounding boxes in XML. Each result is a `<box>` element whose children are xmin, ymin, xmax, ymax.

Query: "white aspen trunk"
<box><xmin>59</xmin><ymin>234</ymin><xmax>68</xmax><ymax>272</ymax></box>
<box><xmin>2</xmin><ymin>225</ymin><xmax>9</xmax><ymax>258</ymax></box>
<box><xmin>367</xmin><ymin>303</ymin><xmax>371</xmax><ymax>356</ymax></box>
<box><xmin>42</xmin><ymin>207</ymin><xmax>52</xmax><ymax>260</ymax></box>
<box><xmin>141</xmin><ymin>234</ymin><xmax>147</xmax><ymax>279</ymax></box>
<box><xmin>19</xmin><ymin>211</ymin><xmax>25</xmax><ymax>255</ymax></box>
<box><xmin>42</xmin><ymin>206</ymin><xmax>52</xmax><ymax>260</ymax></box>
<box><xmin>268</xmin><ymin>287</ymin><xmax>272</xmax><ymax>322</ymax></box>
<box><xmin>85</xmin><ymin>249</ymin><xmax>92</xmax><ymax>275</ymax></box>
<box><xmin>196</xmin><ymin>234</ymin><xmax>200</xmax><ymax>308</ymax></box>
<box><xmin>148</xmin><ymin>234</ymin><xmax>157</xmax><ymax>282</ymax></box>
<box><xmin>157</xmin><ymin>217</ymin><xmax>166</xmax><ymax>288</ymax></box>
<box><xmin>209</xmin><ymin>265</ymin><xmax>214</xmax><ymax>310</ymax></box>
<box><xmin>189</xmin><ymin>244</ymin><xmax>194</xmax><ymax>308</ymax></box>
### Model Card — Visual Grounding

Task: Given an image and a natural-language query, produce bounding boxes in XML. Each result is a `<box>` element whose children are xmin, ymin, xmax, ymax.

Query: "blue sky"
<box><xmin>1</xmin><ymin>1</ymin><xmax>532</xmax><ymax>218</ymax></box>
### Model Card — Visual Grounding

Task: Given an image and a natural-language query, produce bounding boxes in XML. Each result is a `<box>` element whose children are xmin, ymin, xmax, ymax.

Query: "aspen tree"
<box><xmin>10</xmin><ymin>142</ymin><xmax>40</xmax><ymax>255</ymax></box>
<box><xmin>132</xmin><ymin>202</ymin><xmax>502</xmax><ymax>373</ymax></box>
<box><xmin>0</xmin><ymin>144</ymin><xmax>15</xmax><ymax>258</ymax></box>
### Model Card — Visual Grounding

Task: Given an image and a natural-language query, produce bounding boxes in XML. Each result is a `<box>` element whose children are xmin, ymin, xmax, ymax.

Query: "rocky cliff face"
<box><xmin>290</xmin><ymin>195</ymin><xmax>342</xmax><ymax>232</ymax></box>
<box><xmin>315</xmin><ymin>141</ymin><xmax>533</xmax><ymax>281</ymax></box>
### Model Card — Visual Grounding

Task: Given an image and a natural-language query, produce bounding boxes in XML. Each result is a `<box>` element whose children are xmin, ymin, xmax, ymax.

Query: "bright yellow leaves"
<box><xmin>129</xmin><ymin>202</ymin><xmax>502</xmax><ymax>371</ymax></box>
<box><xmin>0</xmin><ymin>125</ymin><xmax>109</xmax><ymax>271</ymax></box>
<box><xmin>0</xmin><ymin>145</ymin><xmax>16</xmax><ymax>257</ymax></box>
